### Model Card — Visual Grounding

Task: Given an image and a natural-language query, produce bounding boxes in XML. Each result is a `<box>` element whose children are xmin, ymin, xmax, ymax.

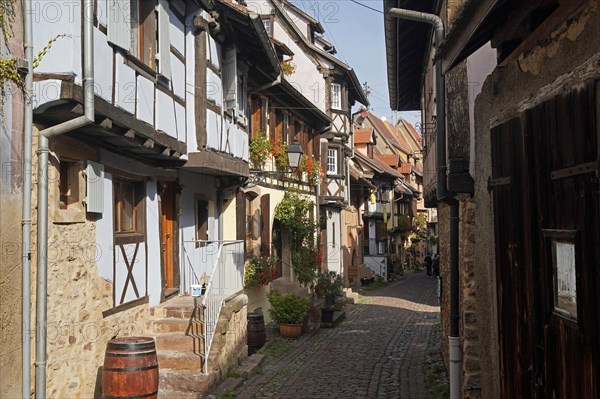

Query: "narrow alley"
<box><xmin>230</xmin><ymin>273</ymin><xmax>444</xmax><ymax>399</ymax></box>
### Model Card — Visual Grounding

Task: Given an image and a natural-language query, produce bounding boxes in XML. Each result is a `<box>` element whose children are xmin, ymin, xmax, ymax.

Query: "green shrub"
<box><xmin>267</xmin><ymin>288</ymin><xmax>309</xmax><ymax>325</ymax></box>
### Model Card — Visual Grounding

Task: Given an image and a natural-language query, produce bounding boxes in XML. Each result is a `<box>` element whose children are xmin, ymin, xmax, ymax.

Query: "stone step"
<box><xmin>153</xmin><ymin>318</ymin><xmax>193</xmax><ymax>334</ymax></box>
<box><xmin>156</xmin><ymin>332</ymin><xmax>204</xmax><ymax>353</ymax></box>
<box><xmin>158</xmin><ymin>350</ymin><xmax>204</xmax><ymax>370</ymax></box>
<box><xmin>159</xmin><ymin>369</ymin><xmax>219</xmax><ymax>395</ymax></box>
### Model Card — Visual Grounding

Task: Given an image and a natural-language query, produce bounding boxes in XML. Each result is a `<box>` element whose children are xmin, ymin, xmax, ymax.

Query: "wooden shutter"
<box><xmin>107</xmin><ymin>0</ymin><xmax>132</xmax><ymax>51</ymax></box>
<box><xmin>223</xmin><ymin>47</ymin><xmax>237</xmax><ymax>110</ymax></box>
<box><xmin>236</xmin><ymin>190</ymin><xmax>246</xmax><ymax>242</ymax></box>
<box><xmin>250</xmin><ymin>97</ymin><xmax>261</xmax><ymax>137</ymax></box>
<box><xmin>260</xmin><ymin>194</ymin><xmax>270</xmax><ymax>257</ymax></box>
<box><xmin>269</xmin><ymin>107</ymin><xmax>276</xmax><ymax>141</ymax></box>
<box><xmin>86</xmin><ymin>161</ymin><xmax>104</xmax><ymax>213</ymax></box>
<box><xmin>157</xmin><ymin>0</ymin><xmax>172</xmax><ymax>80</ymax></box>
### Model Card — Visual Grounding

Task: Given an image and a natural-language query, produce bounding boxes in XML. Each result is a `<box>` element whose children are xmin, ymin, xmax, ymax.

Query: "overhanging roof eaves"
<box><xmin>199</xmin><ymin>0</ymin><xmax>281</xmax><ymax>78</ymax></box>
<box><xmin>383</xmin><ymin>0</ymin><xmax>439</xmax><ymax>111</ymax></box>
<box><xmin>263</xmin><ymin>79</ymin><xmax>332</xmax><ymax>129</ymax></box>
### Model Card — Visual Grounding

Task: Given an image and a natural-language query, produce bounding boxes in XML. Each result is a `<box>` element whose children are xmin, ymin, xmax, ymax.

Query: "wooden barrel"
<box><xmin>247</xmin><ymin>313</ymin><xmax>266</xmax><ymax>355</ymax></box>
<box><xmin>102</xmin><ymin>337</ymin><xmax>159</xmax><ymax>399</ymax></box>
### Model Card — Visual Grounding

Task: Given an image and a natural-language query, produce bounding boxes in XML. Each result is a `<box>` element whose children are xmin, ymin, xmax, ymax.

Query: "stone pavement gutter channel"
<box><xmin>210</xmin><ymin>271</ymin><xmax>444</xmax><ymax>399</ymax></box>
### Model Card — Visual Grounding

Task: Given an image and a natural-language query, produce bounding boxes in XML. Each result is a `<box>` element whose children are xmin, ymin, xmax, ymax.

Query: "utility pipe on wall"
<box><xmin>34</xmin><ymin>1</ymin><xmax>95</xmax><ymax>397</ymax></box>
<box><xmin>386</xmin><ymin>8</ymin><xmax>461</xmax><ymax>399</ymax></box>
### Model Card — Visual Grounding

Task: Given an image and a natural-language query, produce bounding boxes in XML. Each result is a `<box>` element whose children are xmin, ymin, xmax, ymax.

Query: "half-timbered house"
<box><xmin>28</xmin><ymin>0</ymin><xmax>280</xmax><ymax>396</ymax></box>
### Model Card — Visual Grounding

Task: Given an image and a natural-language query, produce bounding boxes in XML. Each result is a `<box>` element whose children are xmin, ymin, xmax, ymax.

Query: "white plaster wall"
<box><xmin>207</xmin><ymin>69</ymin><xmax>222</xmax><ymax>104</ymax></box>
<box><xmin>146</xmin><ymin>179</ymin><xmax>163</xmax><ymax>306</ymax></box>
<box><xmin>156</xmin><ymin>89</ymin><xmax>178</xmax><ymax>139</ymax></box>
<box><xmin>32</xmin><ymin>79</ymin><xmax>62</xmax><ymax>110</ymax></box>
<box><xmin>115</xmin><ymin>52</ymin><xmax>136</xmax><ymax>115</ymax></box>
<box><xmin>466</xmin><ymin>43</ymin><xmax>496</xmax><ymax>179</ymax></box>
<box><xmin>114</xmin><ymin>243</ymin><xmax>147</xmax><ymax>304</ymax></box>
<box><xmin>326</xmin><ymin>209</ymin><xmax>342</xmax><ymax>275</ymax></box>
<box><xmin>172</xmin><ymin>55</ymin><xmax>186</xmax><ymax>99</ymax></box>
<box><xmin>207</xmin><ymin>109</ymin><xmax>223</xmax><ymax>150</ymax></box>
<box><xmin>283</xmin><ymin>6</ymin><xmax>310</xmax><ymax>40</ymax></box>
<box><xmin>93</xmin><ymin>26</ymin><xmax>114</xmax><ymax>103</ymax></box>
<box><xmin>137</xmin><ymin>75</ymin><xmax>155</xmax><ymax>125</ymax></box>
<box><xmin>32</xmin><ymin>1</ymin><xmax>78</xmax><ymax>76</ymax></box>
<box><xmin>179</xmin><ymin>171</ymin><xmax>220</xmax><ymax>292</ymax></box>
<box><xmin>175</xmin><ymin>101</ymin><xmax>186</xmax><ymax>142</ymax></box>
<box><xmin>185</xmin><ymin>17</ymin><xmax>197</xmax><ymax>151</ymax></box>
<box><xmin>96</xmin><ymin>171</ymin><xmax>113</xmax><ymax>282</ymax></box>
<box><xmin>208</xmin><ymin>34</ymin><xmax>221</xmax><ymax>70</ymax></box>
<box><xmin>273</xmin><ymin>22</ymin><xmax>326</xmax><ymax>112</ymax></box>
<box><xmin>168</xmin><ymin>4</ymin><xmax>186</xmax><ymax>54</ymax></box>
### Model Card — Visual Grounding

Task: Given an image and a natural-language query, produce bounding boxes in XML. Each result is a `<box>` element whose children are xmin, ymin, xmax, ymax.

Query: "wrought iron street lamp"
<box><xmin>287</xmin><ymin>139</ymin><xmax>303</xmax><ymax>169</ymax></box>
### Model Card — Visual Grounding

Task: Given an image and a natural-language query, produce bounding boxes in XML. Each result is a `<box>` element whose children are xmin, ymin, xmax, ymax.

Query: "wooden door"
<box><xmin>160</xmin><ymin>181</ymin><xmax>179</xmax><ymax>296</ymax></box>
<box><xmin>491</xmin><ymin>80</ymin><xmax>600</xmax><ymax>398</ymax></box>
<box><xmin>528</xmin><ymin>81</ymin><xmax>600</xmax><ymax>398</ymax></box>
<box><xmin>490</xmin><ymin>116</ymin><xmax>537</xmax><ymax>398</ymax></box>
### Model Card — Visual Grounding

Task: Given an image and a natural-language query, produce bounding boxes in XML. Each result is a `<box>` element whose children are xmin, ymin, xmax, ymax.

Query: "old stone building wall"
<box><xmin>29</xmin><ymin>128</ymin><xmax>156</xmax><ymax>398</ymax></box>
<box><xmin>437</xmin><ymin>203</ymin><xmax>450</xmax><ymax>363</ymax></box>
<box><xmin>458</xmin><ymin>197</ymin><xmax>479</xmax><ymax>397</ymax></box>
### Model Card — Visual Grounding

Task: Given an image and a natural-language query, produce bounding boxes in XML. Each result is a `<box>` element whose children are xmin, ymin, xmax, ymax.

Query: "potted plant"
<box><xmin>266</xmin><ymin>288</ymin><xmax>309</xmax><ymax>338</ymax></box>
<box><xmin>314</xmin><ymin>271</ymin><xmax>343</xmax><ymax>323</ymax></box>
<box><xmin>244</xmin><ymin>255</ymin><xmax>276</xmax><ymax>288</ymax></box>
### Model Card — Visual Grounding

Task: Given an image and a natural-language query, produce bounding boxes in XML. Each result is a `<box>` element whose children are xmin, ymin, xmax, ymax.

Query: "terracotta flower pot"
<box><xmin>279</xmin><ymin>323</ymin><xmax>302</xmax><ymax>339</ymax></box>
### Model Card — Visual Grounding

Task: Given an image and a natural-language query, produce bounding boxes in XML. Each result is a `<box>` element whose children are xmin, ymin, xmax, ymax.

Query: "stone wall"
<box><xmin>29</xmin><ymin>129</ymin><xmax>156</xmax><ymax>398</ymax></box>
<box><xmin>437</xmin><ymin>203</ymin><xmax>450</xmax><ymax>363</ymax></box>
<box><xmin>459</xmin><ymin>198</ymin><xmax>480</xmax><ymax>397</ymax></box>
<box><xmin>210</xmin><ymin>294</ymin><xmax>248</xmax><ymax>377</ymax></box>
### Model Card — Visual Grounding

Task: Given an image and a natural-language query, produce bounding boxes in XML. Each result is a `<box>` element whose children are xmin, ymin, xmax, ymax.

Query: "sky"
<box><xmin>288</xmin><ymin>0</ymin><xmax>422</xmax><ymax>132</ymax></box>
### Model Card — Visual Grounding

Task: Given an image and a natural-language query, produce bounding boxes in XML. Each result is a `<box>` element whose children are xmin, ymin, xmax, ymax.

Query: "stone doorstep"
<box><xmin>153</xmin><ymin>318</ymin><xmax>197</xmax><ymax>334</ymax></box>
<box><xmin>156</xmin><ymin>332</ymin><xmax>205</xmax><ymax>352</ymax></box>
<box><xmin>208</xmin><ymin>354</ymin><xmax>266</xmax><ymax>397</ymax></box>
<box><xmin>158</xmin><ymin>350</ymin><xmax>204</xmax><ymax>370</ymax></box>
<box><xmin>159</xmin><ymin>368</ymin><xmax>219</xmax><ymax>394</ymax></box>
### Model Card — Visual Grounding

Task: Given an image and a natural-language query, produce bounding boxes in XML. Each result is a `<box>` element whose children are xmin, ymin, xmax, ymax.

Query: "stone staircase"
<box><xmin>150</xmin><ymin>297</ymin><xmax>219</xmax><ymax>399</ymax></box>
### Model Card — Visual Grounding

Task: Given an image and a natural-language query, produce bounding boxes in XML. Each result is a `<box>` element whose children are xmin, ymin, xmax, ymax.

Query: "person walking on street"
<box><xmin>424</xmin><ymin>254</ymin><xmax>432</xmax><ymax>277</ymax></box>
<box><xmin>432</xmin><ymin>253</ymin><xmax>440</xmax><ymax>277</ymax></box>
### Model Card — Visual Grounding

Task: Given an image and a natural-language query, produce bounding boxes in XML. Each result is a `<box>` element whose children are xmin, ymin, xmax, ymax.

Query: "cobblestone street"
<box><xmin>234</xmin><ymin>272</ymin><xmax>444</xmax><ymax>399</ymax></box>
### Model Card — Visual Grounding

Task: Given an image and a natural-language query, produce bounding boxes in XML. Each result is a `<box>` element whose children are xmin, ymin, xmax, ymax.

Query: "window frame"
<box><xmin>326</xmin><ymin>147</ymin><xmax>339</xmax><ymax>176</ymax></box>
<box><xmin>113</xmin><ymin>179</ymin><xmax>146</xmax><ymax>244</ymax></box>
<box><xmin>543</xmin><ymin>229</ymin><xmax>579</xmax><ymax>322</ymax></box>
<box><xmin>331</xmin><ymin>82</ymin><xmax>342</xmax><ymax>110</ymax></box>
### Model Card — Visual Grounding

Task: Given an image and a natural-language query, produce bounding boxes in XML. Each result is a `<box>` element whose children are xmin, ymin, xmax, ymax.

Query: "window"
<box><xmin>195</xmin><ymin>199</ymin><xmax>209</xmax><ymax>241</ymax></box>
<box><xmin>59</xmin><ymin>159</ymin><xmax>81</xmax><ymax>210</ymax></box>
<box><xmin>245</xmin><ymin>198</ymin><xmax>253</xmax><ymax>254</ymax></box>
<box><xmin>108</xmin><ymin>0</ymin><xmax>171</xmax><ymax>79</ymax></box>
<box><xmin>262</xmin><ymin>16</ymin><xmax>271</xmax><ymax>35</ymax></box>
<box><xmin>113</xmin><ymin>180</ymin><xmax>145</xmax><ymax>239</ymax></box>
<box><xmin>331</xmin><ymin>83</ymin><xmax>341</xmax><ymax>110</ymax></box>
<box><xmin>552</xmin><ymin>240</ymin><xmax>577</xmax><ymax>319</ymax></box>
<box><xmin>237</xmin><ymin>71</ymin><xmax>248</xmax><ymax>125</ymax></box>
<box><xmin>326</xmin><ymin>148</ymin><xmax>338</xmax><ymax>175</ymax></box>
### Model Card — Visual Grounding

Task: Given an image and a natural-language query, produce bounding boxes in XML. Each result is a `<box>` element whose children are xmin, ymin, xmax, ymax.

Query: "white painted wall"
<box><xmin>467</xmin><ymin>43</ymin><xmax>496</xmax><ymax>179</ymax></box>
<box><xmin>146</xmin><ymin>180</ymin><xmax>163</xmax><ymax>306</ymax></box>
<box><xmin>179</xmin><ymin>170</ymin><xmax>220</xmax><ymax>293</ymax></box>
<box><xmin>272</xmin><ymin>21</ymin><xmax>326</xmax><ymax>112</ymax></box>
<box><xmin>326</xmin><ymin>209</ymin><xmax>342</xmax><ymax>275</ymax></box>
<box><xmin>32</xmin><ymin>1</ymin><xmax>186</xmax><ymax>143</ymax></box>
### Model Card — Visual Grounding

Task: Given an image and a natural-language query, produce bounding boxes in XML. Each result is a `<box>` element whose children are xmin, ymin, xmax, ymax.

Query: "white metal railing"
<box><xmin>181</xmin><ymin>240</ymin><xmax>244</xmax><ymax>374</ymax></box>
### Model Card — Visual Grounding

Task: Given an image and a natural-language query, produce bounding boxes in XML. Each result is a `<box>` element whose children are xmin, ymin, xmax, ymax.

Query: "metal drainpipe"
<box><xmin>386</xmin><ymin>8</ymin><xmax>461</xmax><ymax>399</ymax></box>
<box><xmin>34</xmin><ymin>1</ymin><xmax>95</xmax><ymax>397</ymax></box>
<box><xmin>22</xmin><ymin>0</ymin><xmax>34</xmax><ymax>396</ymax></box>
